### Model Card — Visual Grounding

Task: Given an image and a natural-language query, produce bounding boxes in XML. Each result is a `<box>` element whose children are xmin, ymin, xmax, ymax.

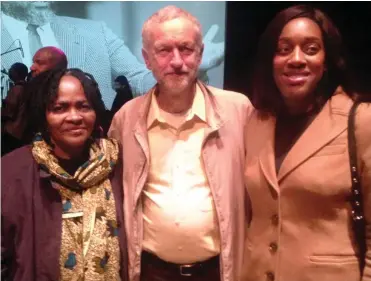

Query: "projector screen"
<box><xmin>1</xmin><ymin>1</ymin><xmax>226</xmax><ymax>108</ymax></box>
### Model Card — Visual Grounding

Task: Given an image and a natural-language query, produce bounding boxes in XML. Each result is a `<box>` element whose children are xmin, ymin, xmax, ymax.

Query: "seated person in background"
<box><xmin>1</xmin><ymin>68</ymin><xmax>128</xmax><ymax>281</ymax></box>
<box><xmin>1</xmin><ymin>62</ymin><xmax>28</xmax><ymax>156</ymax></box>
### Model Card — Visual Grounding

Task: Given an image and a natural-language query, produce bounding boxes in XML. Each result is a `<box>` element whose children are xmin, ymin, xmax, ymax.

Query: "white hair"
<box><xmin>1</xmin><ymin>1</ymin><xmax>55</xmax><ymax>26</ymax></box>
<box><xmin>142</xmin><ymin>5</ymin><xmax>203</xmax><ymax>50</ymax></box>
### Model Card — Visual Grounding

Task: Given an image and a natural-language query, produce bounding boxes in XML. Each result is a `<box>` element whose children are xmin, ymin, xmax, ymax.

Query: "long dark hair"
<box><xmin>25</xmin><ymin>68</ymin><xmax>107</xmax><ymax>143</ymax></box>
<box><xmin>251</xmin><ymin>4</ymin><xmax>363</xmax><ymax>116</ymax></box>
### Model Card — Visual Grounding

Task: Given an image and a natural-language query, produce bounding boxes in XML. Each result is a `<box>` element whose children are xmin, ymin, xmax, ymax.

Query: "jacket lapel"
<box><xmin>50</xmin><ymin>16</ymin><xmax>86</xmax><ymax>68</ymax></box>
<box><xmin>258</xmin><ymin>115</ymin><xmax>280</xmax><ymax>192</ymax></box>
<box><xmin>133</xmin><ymin>92</ymin><xmax>152</xmax><ymax>207</ymax></box>
<box><xmin>278</xmin><ymin>94</ymin><xmax>349</xmax><ymax>182</ymax></box>
<box><xmin>33</xmin><ymin>170</ymin><xmax>62</xmax><ymax>280</ymax></box>
<box><xmin>199</xmin><ymin>81</ymin><xmax>224</xmax><ymax>135</ymax></box>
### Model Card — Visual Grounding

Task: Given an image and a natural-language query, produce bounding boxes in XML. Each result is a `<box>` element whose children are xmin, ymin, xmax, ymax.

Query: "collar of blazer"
<box><xmin>258</xmin><ymin>86</ymin><xmax>353</xmax><ymax>191</ymax></box>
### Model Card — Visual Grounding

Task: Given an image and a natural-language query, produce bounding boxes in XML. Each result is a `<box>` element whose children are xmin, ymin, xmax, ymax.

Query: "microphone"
<box><xmin>17</xmin><ymin>40</ymin><xmax>24</xmax><ymax>58</ymax></box>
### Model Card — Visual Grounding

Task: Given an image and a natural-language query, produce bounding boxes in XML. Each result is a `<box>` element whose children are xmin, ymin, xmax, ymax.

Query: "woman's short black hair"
<box><xmin>26</xmin><ymin>68</ymin><xmax>107</xmax><ymax>142</ymax></box>
<box><xmin>251</xmin><ymin>4</ymin><xmax>355</xmax><ymax>116</ymax></box>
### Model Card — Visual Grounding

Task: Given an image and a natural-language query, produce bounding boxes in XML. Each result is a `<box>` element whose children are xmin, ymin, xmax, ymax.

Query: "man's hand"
<box><xmin>200</xmin><ymin>24</ymin><xmax>225</xmax><ymax>71</ymax></box>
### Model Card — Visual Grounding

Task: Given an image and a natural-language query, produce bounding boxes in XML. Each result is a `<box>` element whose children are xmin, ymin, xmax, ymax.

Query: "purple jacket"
<box><xmin>1</xmin><ymin>146</ymin><xmax>128</xmax><ymax>281</ymax></box>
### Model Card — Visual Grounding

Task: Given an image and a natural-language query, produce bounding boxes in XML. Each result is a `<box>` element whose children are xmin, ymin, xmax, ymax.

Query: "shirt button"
<box><xmin>269</xmin><ymin>242</ymin><xmax>278</xmax><ymax>253</ymax></box>
<box><xmin>271</xmin><ymin>214</ymin><xmax>279</xmax><ymax>226</ymax></box>
<box><xmin>266</xmin><ymin>271</ymin><xmax>275</xmax><ymax>281</ymax></box>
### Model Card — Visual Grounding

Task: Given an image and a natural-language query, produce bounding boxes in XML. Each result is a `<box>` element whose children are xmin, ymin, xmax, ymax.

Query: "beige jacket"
<box><xmin>109</xmin><ymin>82</ymin><xmax>253</xmax><ymax>281</ymax></box>
<box><xmin>242</xmin><ymin>88</ymin><xmax>371</xmax><ymax>281</ymax></box>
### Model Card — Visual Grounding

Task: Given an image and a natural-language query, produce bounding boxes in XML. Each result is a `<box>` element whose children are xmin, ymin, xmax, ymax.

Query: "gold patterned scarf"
<box><xmin>32</xmin><ymin>134</ymin><xmax>121</xmax><ymax>281</ymax></box>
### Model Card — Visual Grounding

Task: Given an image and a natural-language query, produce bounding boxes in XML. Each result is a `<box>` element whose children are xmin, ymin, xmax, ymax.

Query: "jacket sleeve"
<box><xmin>243</xmin><ymin>96</ymin><xmax>255</xmax><ymax>224</ymax></box>
<box><xmin>108</xmin><ymin>110</ymin><xmax>123</xmax><ymax>145</ymax></box>
<box><xmin>356</xmin><ymin>103</ymin><xmax>371</xmax><ymax>280</ymax></box>
<box><xmin>2</xmin><ymin>85</ymin><xmax>23</xmax><ymax>121</ymax></box>
<box><xmin>1</xmin><ymin>182</ymin><xmax>16</xmax><ymax>281</ymax></box>
<box><xmin>102</xmin><ymin>22</ymin><xmax>156</xmax><ymax>97</ymax></box>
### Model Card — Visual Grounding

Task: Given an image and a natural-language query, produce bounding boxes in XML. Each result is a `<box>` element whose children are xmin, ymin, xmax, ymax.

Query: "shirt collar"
<box><xmin>146</xmin><ymin>84</ymin><xmax>207</xmax><ymax>129</ymax></box>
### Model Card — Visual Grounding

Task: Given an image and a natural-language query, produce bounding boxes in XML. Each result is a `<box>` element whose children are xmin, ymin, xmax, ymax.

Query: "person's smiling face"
<box><xmin>273</xmin><ymin>17</ymin><xmax>325</xmax><ymax>110</ymax></box>
<box><xmin>46</xmin><ymin>75</ymin><xmax>96</xmax><ymax>156</ymax></box>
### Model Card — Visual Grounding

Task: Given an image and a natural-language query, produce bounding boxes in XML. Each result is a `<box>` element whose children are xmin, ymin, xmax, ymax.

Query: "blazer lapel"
<box><xmin>50</xmin><ymin>16</ymin><xmax>86</xmax><ymax>68</ymax></box>
<box><xmin>278</xmin><ymin>97</ymin><xmax>348</xmax><ymax>182</ymax></box>
<box><xmin>258</xmin><ymin>115</ymin><xmax>280</xmax><ymax>193</ymax></box>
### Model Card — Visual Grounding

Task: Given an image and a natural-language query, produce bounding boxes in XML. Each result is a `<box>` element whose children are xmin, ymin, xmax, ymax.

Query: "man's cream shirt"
<box><xmin>142</xmin><ymin>85</ymin><xmax>221</xmax><ymax>263</ymax></box>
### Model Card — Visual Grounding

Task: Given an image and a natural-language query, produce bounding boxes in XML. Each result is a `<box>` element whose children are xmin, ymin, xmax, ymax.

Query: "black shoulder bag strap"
<box><xmin>348</xmin><ymin>101</ymin><xmax>366</xmax><ymax>275</ymax></box>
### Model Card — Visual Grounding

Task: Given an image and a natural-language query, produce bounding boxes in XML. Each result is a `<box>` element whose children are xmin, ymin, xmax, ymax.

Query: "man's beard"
<box><xmin>163</xmin><ymin>75</ymin><xmax>191</xmax><ymax>93</ymax></box>
<box><xmin>1</xmin><ymin>2</ymin><xmax>55</xmax><ymax>25</ymax></box>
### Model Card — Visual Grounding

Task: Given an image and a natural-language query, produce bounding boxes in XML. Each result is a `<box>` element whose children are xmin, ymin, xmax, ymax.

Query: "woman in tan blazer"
<box><xmin>243</xmin><ymin>5</ymin><xmax>371</xmax><ymax>281</ymax></box>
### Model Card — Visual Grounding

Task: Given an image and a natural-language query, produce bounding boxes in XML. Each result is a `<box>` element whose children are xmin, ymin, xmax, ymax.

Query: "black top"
<box><xmin>274</xmin><ymin>110</ymin><xmax>319</xmax><ymax>174</ymax></box>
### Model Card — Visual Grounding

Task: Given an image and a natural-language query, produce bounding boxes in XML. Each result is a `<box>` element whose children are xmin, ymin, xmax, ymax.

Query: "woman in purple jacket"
<box><xmin>1</xmin><ymin>68</ymin><xmax>128</xmax><ymax>281</ymax></box>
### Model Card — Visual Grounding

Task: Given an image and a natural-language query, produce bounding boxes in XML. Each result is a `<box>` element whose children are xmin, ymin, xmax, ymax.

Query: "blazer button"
<box><xmin>269</xmin><ymin>242</ymin><xmax>278</xmax><ymax>253</ymax></box>
<box><xmin>271</xmin><ymin>214</ymin><xmax>279</xmax><ymax>226</ymax></box>
<box><xmin>266</xmin><ymin>271</ymin><xmax>275</xmax><ymax>281</ymax></box>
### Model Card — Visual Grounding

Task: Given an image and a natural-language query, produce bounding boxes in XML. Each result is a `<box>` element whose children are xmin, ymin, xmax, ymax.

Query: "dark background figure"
<box><xmin>1</xmin><ymin>47</ymin><xmax>69</xmax><ymax>156</ymax></box>
<box><xmin>103</xmin><ymin>75</ymin><xmax>133</xmax><ymax>135</ymax></box>
<box><xmin>1</xmin><ymin>62</ymin><xmax>28</xmax><ymax>156</ymax></box>
<box><xmin>8</xmin><ymin>63</ymin><xmax>28</xmax><ymax>86</ymax></box>
<box><xmin>29</xmin><ymin>46</ymin><xmax>68</xmax><ymax>78</ymax></box>
<box><xmin>111</xmin><ymin>75</ymin><xmax>134</xmax><ymax>117</ymax></box>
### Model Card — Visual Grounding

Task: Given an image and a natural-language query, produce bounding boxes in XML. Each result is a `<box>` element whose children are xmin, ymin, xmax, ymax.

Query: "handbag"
<box><xmin>347</xmin><ymin>101</ymin><xmax>366</xmax><ymax>274</ymax></box>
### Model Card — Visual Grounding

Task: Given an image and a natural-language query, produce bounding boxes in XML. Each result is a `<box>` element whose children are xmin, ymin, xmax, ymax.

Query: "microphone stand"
<box><xmin>1</xmin><ymin>47</ymin><xmax>22</xmax><ymax>56</ymax></box>
<box><xmin>1</xmin><ymin>44</ymin><xmax>24</xmax><ymax>106</ymax></box>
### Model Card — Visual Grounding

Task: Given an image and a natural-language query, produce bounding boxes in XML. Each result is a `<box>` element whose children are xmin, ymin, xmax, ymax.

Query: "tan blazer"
<box><xmin>242</xmin><ymin>88</ymin><xmax>371</xmax><ymax>281</ymax></box>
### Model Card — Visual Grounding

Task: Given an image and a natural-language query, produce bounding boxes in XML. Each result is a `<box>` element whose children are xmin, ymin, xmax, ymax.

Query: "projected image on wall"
<box><xmin>1</xmin><ymin>1</ymin><xmax>226</xmax><ymax>108</ymax></box>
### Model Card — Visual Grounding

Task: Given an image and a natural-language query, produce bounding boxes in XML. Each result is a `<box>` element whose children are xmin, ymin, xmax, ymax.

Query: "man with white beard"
<box><xmin>1</xmin><ymin>1</ymin><xmax>225</xmax><ymax>109</ymax></box>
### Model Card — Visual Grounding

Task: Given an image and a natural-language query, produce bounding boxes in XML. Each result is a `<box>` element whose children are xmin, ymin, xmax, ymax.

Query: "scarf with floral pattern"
<box><xmin>32</xmin><ymin>134</ymin><xmax>121</xmax><ymax>281</ymax></box>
